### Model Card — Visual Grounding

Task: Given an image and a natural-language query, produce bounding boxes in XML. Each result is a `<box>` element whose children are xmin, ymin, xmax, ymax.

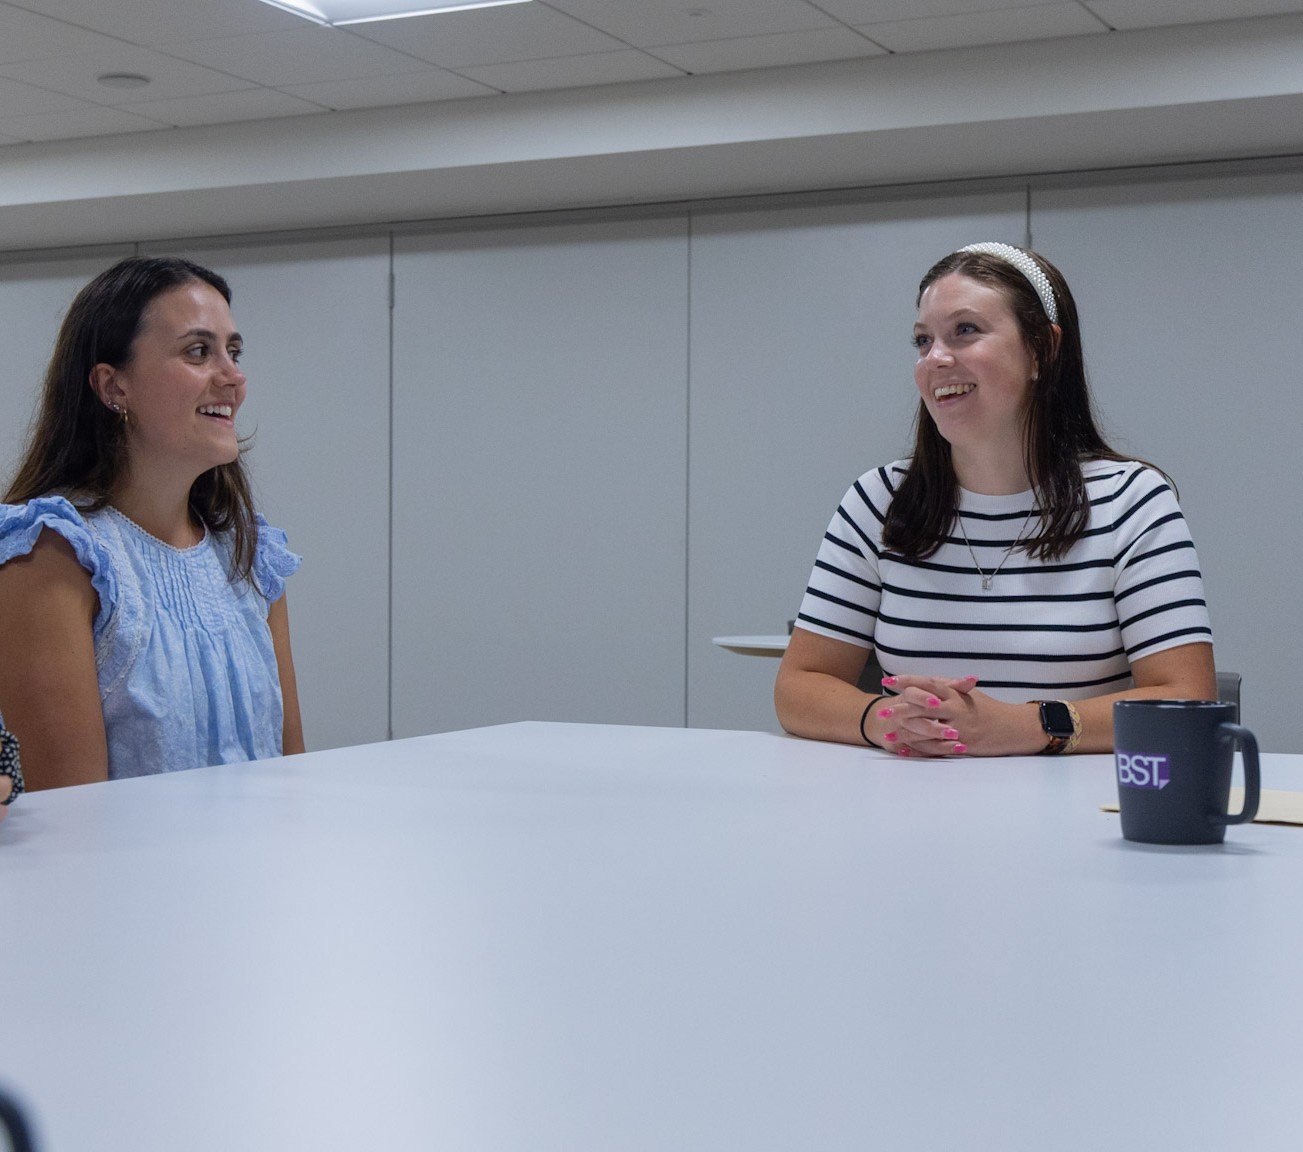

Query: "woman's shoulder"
<box><xmin>0</xmin><ymin>495</ymin><xmax>104</xmax><ymax>565</ymax></box>
<box><xmin>847</xmin><ymin>459</ymin><xmax>911</xmax><ymax>500</ymax></box>
<box><xmin>250</xmin><ymin>515</ymin><xmax>302</xmax><ymax>603</ymax></box>
<box><xmin>0</xmin><ymin>495</ymin><xmax>117</xmax><ymax>606</ymax></box>
<box><xmin>1082</xmin><ymin>457</ymin><xmax>1174</xmax><ymax>497</ymax></box>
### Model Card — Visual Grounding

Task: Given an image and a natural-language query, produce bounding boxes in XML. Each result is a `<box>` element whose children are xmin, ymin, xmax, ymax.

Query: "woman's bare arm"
<box><xmin>774</xmin><ymin>629</ymin><xmax>885</xmax><ymax>747</ymax></box>
<box><xmin>0</xmin><ymin>530</ymin><xmax>108</xmax><ymax>789</ymax></box>
<box><xmin>269</xmin><ymin>592</ymin><xmax>305</xmax><ymax>756</ymax></box>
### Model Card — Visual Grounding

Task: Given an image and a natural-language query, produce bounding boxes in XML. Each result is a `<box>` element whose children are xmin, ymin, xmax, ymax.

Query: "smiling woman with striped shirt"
<box><xmin>774</xmin><ymin>243</ymin><xmax>1215</xmax><ymax>758</ymax></box>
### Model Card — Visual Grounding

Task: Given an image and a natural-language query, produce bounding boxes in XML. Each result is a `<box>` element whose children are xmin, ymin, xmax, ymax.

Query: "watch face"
<box><xmin>1039</xmin><ymin>700</ymin><xmax>1074</xmax><ymax>739</ymax></box>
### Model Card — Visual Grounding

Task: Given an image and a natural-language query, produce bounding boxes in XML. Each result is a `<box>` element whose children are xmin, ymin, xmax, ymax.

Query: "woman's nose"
<box><xmin>217</xmin><ymin>354</ymin><xmax>245</xmax><ymax>384</ymax></box>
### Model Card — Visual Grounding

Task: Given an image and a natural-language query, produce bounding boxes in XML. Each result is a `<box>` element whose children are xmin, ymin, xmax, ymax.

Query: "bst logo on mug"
<box><xmin>1115</xmin><ymin>751</ymin><xmax>1171</xmax><ymax>790</ymax></box>
<box><xmin>1112</xmin><ymin>700</ymin><xmax>1260</xmax><ymax>845</ymax></box>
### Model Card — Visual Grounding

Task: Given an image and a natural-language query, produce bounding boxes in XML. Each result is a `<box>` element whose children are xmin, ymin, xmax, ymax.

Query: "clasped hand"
<box><xmin>871</xmin><ymin>675</ymin><xmax>1026</xmax><ymax>758</ymax></box>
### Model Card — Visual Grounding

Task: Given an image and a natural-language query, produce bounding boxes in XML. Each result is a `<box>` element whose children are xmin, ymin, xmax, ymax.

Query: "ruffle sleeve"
<box><xmin>252</xmin><ymin>515</ymin><xmax>301</xmax><ymax>604</ymax></box>
<box><xmin>0</xmin><ymin>496</ymin><xmax>118</xmax><ymax>619</ymax></box>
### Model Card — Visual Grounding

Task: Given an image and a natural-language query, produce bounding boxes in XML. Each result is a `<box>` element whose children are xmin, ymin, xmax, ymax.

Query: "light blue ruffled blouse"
<box><xmin>0</xmin><ymin>496</ymin><xmax>301</xmax><ymax>780</ymax></box>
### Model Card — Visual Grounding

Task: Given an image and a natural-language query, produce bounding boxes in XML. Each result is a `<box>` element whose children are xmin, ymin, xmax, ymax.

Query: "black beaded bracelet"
<box><xmin>859</xmin><ymin>694</ymin><xmax>888</xmax><ymax>748</ymax></box>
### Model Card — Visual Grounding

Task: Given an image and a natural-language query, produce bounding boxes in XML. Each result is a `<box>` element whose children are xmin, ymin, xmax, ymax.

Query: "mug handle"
<box><xmin>1210</xmin><ymin>722</ymin><xmax>1260</xmax><ymax>826</ymax></box>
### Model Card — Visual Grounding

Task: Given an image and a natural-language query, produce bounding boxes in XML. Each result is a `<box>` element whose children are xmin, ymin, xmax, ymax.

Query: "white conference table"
<box><xmin>2</xmin><ymin>722</ymin><xmax>1300</xmax><ymax>1151</ymax></box>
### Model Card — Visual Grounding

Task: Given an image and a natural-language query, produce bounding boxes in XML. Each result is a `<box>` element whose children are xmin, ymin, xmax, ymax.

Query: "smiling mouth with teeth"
<box><xmin>198</xmin><ymin>404</ymin><xmax>233</xmax><ymax>418</ymax></box>
<box><xmin>933</xmin><ymin>383</ymin><xmax>975</xmax><ymax>399</ymax></box>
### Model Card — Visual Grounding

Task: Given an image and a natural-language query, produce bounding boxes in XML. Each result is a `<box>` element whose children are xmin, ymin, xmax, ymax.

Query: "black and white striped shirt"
<box><xmin>795</xmin><ymin>459</ymin><xmax>1213</xmax><ymax>702</ymax></box>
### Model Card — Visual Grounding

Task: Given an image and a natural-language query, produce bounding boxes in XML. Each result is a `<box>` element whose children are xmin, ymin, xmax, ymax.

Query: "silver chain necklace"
<box><xmin>955</xmin><ymin>507</ymin><xmax>1037</xmax><ymax>591</ymax></box>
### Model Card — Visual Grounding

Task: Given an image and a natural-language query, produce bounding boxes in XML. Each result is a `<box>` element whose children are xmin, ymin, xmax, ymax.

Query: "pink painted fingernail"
<box><xmin>943</xmin><ymin>728</ymin><xmax>959</xmax><ymax>740</ymax></box>
<box><xmin>953</xmin><ymin>743</ymin><xmax>968</xmax><ymax>754</ymax></box>
<box><xmin>927</xmin><ymin>696</ymin><xmax>941</xmax><ymax>708</ymax></box>
<box><xmin>884</xmin><ymin>731</ymin><xmax>898</xmax><ymax>743</ymax></box>
<box><xmin>878</xmin><ymin>707</ymin><xmax>894</xmax><ymax>718</ymax></box>
<box><xmin>881</xmin><ymin>676</ymin><xmax>898</xmax><ymax>686</ymax></box>
<box><xmin>899</xmin><ymin>747</ymin><xmax>912</xmax><ymax>757</ymax></box>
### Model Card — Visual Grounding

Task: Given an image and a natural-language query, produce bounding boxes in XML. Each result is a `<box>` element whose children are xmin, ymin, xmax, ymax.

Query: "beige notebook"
<box><xmin>1101</xmin><ymin>788</ymin><xmax>1303</xmax><ymax>826</ymax></box>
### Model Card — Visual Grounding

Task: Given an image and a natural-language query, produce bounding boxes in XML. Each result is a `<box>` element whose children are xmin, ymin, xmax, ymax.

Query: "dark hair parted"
<box><xmin>882</xmin><ymin>246</ymin><xmax>1138</xmax><ymax>562</ymax></box>
<box><xmin>3</xmin><ymin>256</ymin><xmax>259</xmax><ymax>585</ymax></box>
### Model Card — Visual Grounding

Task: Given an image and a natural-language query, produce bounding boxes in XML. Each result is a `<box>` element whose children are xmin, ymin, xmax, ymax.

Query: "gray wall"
<box><xmin>0</xmin><ymin>165</ymin><xmax>1295</xmax><ymax>748</ymax></box>
<box><xmin>390</xmin><ymin>220</ymin><xmax>689</xmax><ymax>737</ymax></box>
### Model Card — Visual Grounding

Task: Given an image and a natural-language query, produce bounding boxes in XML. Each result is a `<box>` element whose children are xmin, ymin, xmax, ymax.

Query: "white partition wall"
<box><xmin>1032</xmin><ymin>172</ymin><xmax>1303</xmax><ymax>750</ymax></box>
<box><xmin>145</xmin><ymin>237</ymin><xmax>393</xmax><ymax>753</ymax></box>
<box><xmin>686</xmin><ymin>193</ymin><xmax>1028</xmax><ymax>731</ymax></box>
<box><xmin>3</xmin><ymin>161</ymin><xmax>1303</xmax><ymax>754</ymax></box>
<box><xmin>391</xmin><ymin>219</ymin><xmax>690</xmax><ymax>737</ymax></box>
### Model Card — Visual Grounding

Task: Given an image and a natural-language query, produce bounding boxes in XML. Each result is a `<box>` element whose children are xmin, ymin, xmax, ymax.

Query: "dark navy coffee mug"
<box><xmin>1113</xmin><ymin>700</ymin><xmax>1260</xmax><ymax>845</ymax></box>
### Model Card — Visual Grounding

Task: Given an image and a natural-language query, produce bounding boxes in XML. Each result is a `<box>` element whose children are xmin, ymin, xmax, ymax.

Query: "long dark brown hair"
<box><xmin>882</xmin><ymin>246</ymin><xmax>1134</xmax><ymax>562</ymax></box>
<box><xmin>4</xmin><ymin>256</ymin><xmax>259</xmax><ymax>584</ymax></box>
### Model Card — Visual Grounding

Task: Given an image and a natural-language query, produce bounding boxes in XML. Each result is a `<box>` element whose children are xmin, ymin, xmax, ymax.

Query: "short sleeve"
<box><xmin>1109</xmin><ymin>465</ymin><xmax>1213</xmax><ymax>660</ymax></box>
<box><xmin>0</xmin><ymin>496</ymin><xmax>118</xmax><ymax>618</ymax></box>
<box><xmin>793</xmin><ymin>465</ymin><xmax>895</xmax><ymax>647</ymax></box>
<box><xmin>253</xmin><ymin>515</ymin><xmax>301</xmax><ymax>604</ymax></box>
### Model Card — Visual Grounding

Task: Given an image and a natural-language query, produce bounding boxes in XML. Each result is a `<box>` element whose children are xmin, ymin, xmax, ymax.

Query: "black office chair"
<box><xmin>856</xmin><ymin>650</ymin><xmax>887</xmax><ymax>694</ymax></box>
<box><xmin>1216</xmin><ymin>671</ymin><xmax>1242</xmax><ymax>724</ymax></box>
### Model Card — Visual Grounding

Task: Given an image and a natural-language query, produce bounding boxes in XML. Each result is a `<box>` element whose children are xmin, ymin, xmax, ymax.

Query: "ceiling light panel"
<box><xmin>258</xmin><ymin>0</ymin><xmax>531</xmax><ymax>25</ymax></box>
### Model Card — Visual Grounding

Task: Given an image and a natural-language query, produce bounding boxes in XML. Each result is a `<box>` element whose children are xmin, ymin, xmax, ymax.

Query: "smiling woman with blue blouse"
<box><xmin>0</xmin><ymin>257</ymin><xmax>304</xmax><ymax>791</ymax></box>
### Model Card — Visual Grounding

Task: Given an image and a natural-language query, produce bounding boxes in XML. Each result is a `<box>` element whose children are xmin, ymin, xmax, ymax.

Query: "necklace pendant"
<box><xmin>981</xmin><ymin>575</ymin><xmax>994</xmax><ymax>591</ymax></box>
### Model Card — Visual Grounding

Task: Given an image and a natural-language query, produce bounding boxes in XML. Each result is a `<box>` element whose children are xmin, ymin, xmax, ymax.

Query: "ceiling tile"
<box><xmin>283</xmin><ymin>69</ymin><xmax>500</xmax><ymax>109</ymax></box>
<box><xmin>0</xmin><ymin>44</ymin><xmax>254</xmax><ymax>104</ymax></box>
<box><xmin>1083</xmin><ymin>0</ymin><xmax>1303</xmax><ymax>29</ymax></box>
<box><xmin>7</xmin><ymin>0</ymin><xmax>305</xmax><ymax>45</ymax></box>
<box><xmin>0</xmin><ymin>0</ymin><xmax>1293</xmax><ymax>148</ymax></box>
<box><xmin>121</xmin><ymin>88</ymin><xmax>327</xmax><ymax>128</ymax></box>
<box><xmin>0</xmin><ymin>104</ymin><xmax>167</xmax><ymax>143</ymax></box>
<box><xmin>652</xmin><ymin>27</ymin><xmax>886</xmax><ymax>74</ymax></box>
<box><xmin>0</xmin><ymin>75</ymin><xmax>88</xmax><ymax>116</ymax></box>
<box><xmin>159</xmin><ymin>27</ymin><xmax>434</xmax><ymax>87</ymax></box>
<box><xmin>859</xmin><ymin>4</ymin><xmax>1107</xmax><ymax>53</ymax></box>
<box><xmin>816</xmin><ymin>0</ymin><xmax>1059</xmax><ymax>21</ymax></box>
<box><xmin>542</xmin><ymin>0</ymin><xmax>837</xmax><ymax>47</ymax></box>
<box><xmin>349</xmin><ymin>3</ymin><xmax>626</xmax><ymax>67</ymax></box>
<box><xmin>0</xmin><ymin>4</ymin><xmax>130</xmax><ymax>64</ymax></box>
<box><xmin>458</xmin><ymin>49</ymin><xmax>684</xmax><ymax>92</ymax></box>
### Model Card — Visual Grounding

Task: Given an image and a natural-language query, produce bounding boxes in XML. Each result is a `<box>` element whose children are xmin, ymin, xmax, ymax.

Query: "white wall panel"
<box><xmin>392</xmin><ymin>219</ymin><xmax>688</xmax><ymax>736</ymax></box>
<box><xmin>4</xmin><ymin>160</ymin><xmax>1300</xmax><ymax>758</ymax></box>
<box><xmin>148</xmin><ymin>237</ymin><xmax>392</xmax><ymax>753</ymax></box>
<box><xmin>1033</xmin><ymin>174</ymin><xmax>1303</xmax><ymax>750</ymax></box>
<box><xmin>687</xmin><ymin>194</ymin><xmax>1027</xmax><ymax>731</ymax></box>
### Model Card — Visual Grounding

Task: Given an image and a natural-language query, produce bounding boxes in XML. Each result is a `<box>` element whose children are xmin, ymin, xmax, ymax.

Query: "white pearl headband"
<box><xmin>958</xmin><ymin>241</ymin><xmax>1058</xmax><ymax>325</ymax></box>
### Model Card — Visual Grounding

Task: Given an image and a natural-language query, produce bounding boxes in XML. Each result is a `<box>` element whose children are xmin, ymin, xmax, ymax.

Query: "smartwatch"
<box><xmin>1037</xmin><ymin>700</ymin><xmax>1076</xmax><ymax>755</ymax></box>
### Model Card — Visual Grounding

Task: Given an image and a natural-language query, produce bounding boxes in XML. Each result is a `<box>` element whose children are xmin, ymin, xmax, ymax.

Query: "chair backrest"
<box><xmin>1216</xmin><ymin>671</ymin><xmax>1242</xmax><ymax>724</ymax></box>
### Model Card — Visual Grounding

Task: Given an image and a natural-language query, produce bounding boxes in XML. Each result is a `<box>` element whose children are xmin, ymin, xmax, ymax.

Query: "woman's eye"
<box><xmin>229</xmin><ymin>346</ymin><xmax>243</xmax><ymax>364</ymax></box>
<box><xmin>186</xmin><ymin>343</ymin><xmax>208</xmax><ymax>359</ymax></box>
<box><xmin>956</xmin><ymin>322</ymin><xmax>978</xmax><ymax>336</ymax></box>
<box><xmin>911</xmin><ymin>334</ymin><xmax>930</xmax><ymax>349</ymax></box>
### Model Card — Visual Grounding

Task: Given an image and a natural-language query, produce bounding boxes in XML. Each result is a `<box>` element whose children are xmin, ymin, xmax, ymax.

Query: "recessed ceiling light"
<box><xmin>97</xmin><ymin>72</ymin><xmax>152</xmax><ymax>89</ymax></box>
<box><xmin>257</xmin><ymin>0</ymin><xmax>531</xmax><ymax>25</ymax></box>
